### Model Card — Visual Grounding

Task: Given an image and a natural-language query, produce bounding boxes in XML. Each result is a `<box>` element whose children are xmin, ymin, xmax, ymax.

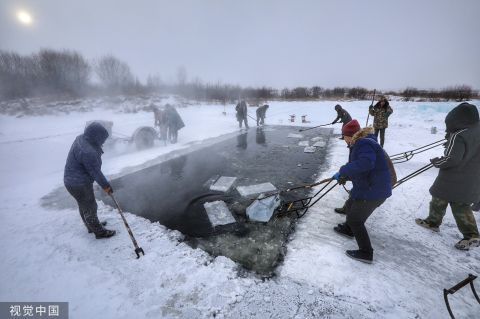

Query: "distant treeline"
<box><xmin>399</xmin><ymin>86</ymin><xmax>475</xmax><ymax>102</ymax></box>
<box><xmin>0</xmin><ymin>49</ymin><xmax>477</xmax><ymax>102</ymax></box>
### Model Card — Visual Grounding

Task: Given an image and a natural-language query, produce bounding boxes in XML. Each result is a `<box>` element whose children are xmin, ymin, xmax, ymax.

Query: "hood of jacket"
<box><xmin>445</xmin><ymin>102</ymin><xmax>479</xmax><ymax>133</ymax></box>
<box><xmin>84</xmin><ymin>122</ymin><xmax>109</xmax><ymax>148</ymax></box>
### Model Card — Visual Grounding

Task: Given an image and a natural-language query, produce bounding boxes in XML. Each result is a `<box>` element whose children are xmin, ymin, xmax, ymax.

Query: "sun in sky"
<box><xmin>17</xmin><ymin>10</ymin><xmax>33</xmax><ymax>25</ymax></box>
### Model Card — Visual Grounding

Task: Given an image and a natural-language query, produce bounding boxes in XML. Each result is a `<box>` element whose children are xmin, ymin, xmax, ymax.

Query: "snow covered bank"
<box><xmin>1</xmin><ymin>99</ymin><xmax>479</xmax><ymax>318</ymax></box>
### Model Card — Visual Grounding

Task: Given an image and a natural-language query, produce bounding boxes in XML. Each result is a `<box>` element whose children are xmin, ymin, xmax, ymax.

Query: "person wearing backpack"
<box><xmin>415</xmin><ymin>102</ymin><xmax>480</xmax><ymax>250</ymax></box>
<box><xmin>331</xmin><ymin>120</ymin><xmax>393</xmax><ymax>263</ymax></box>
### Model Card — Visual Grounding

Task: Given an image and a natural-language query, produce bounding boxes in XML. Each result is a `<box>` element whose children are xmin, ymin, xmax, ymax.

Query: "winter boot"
<box><xmin>333</xmin><ymin>223</ymin><xmax>354</xmax><ymax>239</ymax></box>
<box><xmin>95</xmin><ymin>229</ymin><xmax>116</xmax><ymax>239</ymax></box>
<box><xmin>472</xmin><ymin>202</ymin><xmax>480</xmax><ymax>212</ymax></box>
<box><xmin>88</xmin><ymin>221</ymin><xmax>107</xmax><ymax>234</ymax></box>
<box><xmin>334</xmin><ymin>207</ymin><xmax>346</xmax><ymax>215</ymax></box>
<box><xmin>454</xmin><ymin>238</ymin><xmax>480</xmax><ymax>251</ymax></box>
<box><xmin>345</xmin><ymin>250</ymin><xmax>373</xmax><ymax>264</ymax></box>
<box><xmin>415</xmin><ymin>218</ymin><xmax>439</xmax><ymax>232</ymax></box>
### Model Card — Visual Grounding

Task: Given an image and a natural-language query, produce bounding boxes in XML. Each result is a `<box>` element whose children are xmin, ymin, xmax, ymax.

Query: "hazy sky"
<box><xmin>1</xmin><ymin>0</ymin><xmax>479</xmax><ymax>90</ymax></box>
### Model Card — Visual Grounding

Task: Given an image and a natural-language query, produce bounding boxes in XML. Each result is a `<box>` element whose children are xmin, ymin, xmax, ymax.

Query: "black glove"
<box><xmin>430</xmin><ymin>157</ymin><xmax>442</xmax><ymax>168</ymax></box>
<box><xmin>338</xmin><ymin>176</ymin><xmax>348</xmax><ymax>185</ymax></box>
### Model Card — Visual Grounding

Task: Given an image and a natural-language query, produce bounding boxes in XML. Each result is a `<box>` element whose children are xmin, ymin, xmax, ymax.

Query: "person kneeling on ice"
<box><xmin>332</xmin><ymin>120</ymin><xmax>392</xmax><ymax>263</ymax></box>
<box><xmin>416</xmin><ymin>102</ymin><xmax>480</xmax><ymax>250</ymax></box>
<box><xmin>64</xmin><ymin>122</ymin><xmax>116</xmax><ymax>239</ymax></box>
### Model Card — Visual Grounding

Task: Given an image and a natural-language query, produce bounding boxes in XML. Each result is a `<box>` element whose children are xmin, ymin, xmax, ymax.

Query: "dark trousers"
<box><xmin>159</xmin><ymin>125</ymin><xmax>168</xmax><ymax>144</ymax></box>
<box><xmin>472</xmin><ymin>202</ymin><xmax>480</xmax><ymax>212</ymax></box>
<box><xmin>65</xmin><ymin>184</ymin><xmax>105</xmax><ymax>234</ymax></box>
<box><xmin>257</xmin><ymin>116</ymin><xmax>265</xmax><ymax>126</ymax></box>
<box><xmin>168</xmin><ymin>128</ymin><xmax>178</xmax><ymax>143</ymax></box>
<box><xmin>339</xmin><ymin>122</ymin><xmax>347</xmax><ymax>138</ymax></box>
<box><xmin>238</xmin><ymin>117</ymin><xmax>249</xmax><ymax>129</ymax></box>
<box><xmin>343</xmin><ymin>198</ymin><xmax>386</xmax><ymax>253</ymax></box>
<box><xmin>374</xmin><ymin>128</ymin><xmax>386</xmax><ymax>147</ymax></box>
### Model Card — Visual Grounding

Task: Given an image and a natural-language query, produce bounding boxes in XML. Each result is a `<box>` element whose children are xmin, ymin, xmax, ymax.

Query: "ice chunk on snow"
<box><xmin>298</xmin><ymin>141</ymin><xmax>309</xmax><ymax>146</ymax></box>
<box><xmin>310</xmin><ymin>136</ymin><xmax>323</xmax><ymax>142</ymax></box>
<box><xmin>288</xmin><ymin>133</ymin><xmax>303</xmax><ymax>138</ymax></box>
<box><xmin>210</xmin><ymin>176</ymin><xmax>237</xmax><ymax>192</ymax></box>
<box><xmin>304</xmin><ymin>146</ymin><xmax>316</xmax><ymax>153</ymax></box>
<box><xmin>203</xmin><ymin>201</ymin><xmax>236</xmax><ymax>226</ymax></box>
<box><xmin>236</xmin><ymin>183</ymin><xmax>277</xmax><ymax>197</ymax></box>
<box><xmin>312</xmin><ymin>141</ymin><xmax>326</xmax><ymax>147</ymax></box>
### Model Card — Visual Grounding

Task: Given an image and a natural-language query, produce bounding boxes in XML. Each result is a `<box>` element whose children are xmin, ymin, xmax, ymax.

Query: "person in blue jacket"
<box><xmin>64</xmin><ymin>122</ymin><xmax>116</xmax><ymax>238</ymax></box>
<box><xmin>332</xmin><ymin>119</ymin><xmax>392</xmax><ymax>263</ymax></box>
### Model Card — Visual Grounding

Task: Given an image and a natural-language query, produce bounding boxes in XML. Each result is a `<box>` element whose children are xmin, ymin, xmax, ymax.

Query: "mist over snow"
<box><xmin>1</xmin><ymin>0</ymin><xmax>480</xmax><ymax>318</ymax></box>
<box><xmin>1</xmin><ymin>98</ymin><xmax>479</xmax><ymax>318</ymax></box>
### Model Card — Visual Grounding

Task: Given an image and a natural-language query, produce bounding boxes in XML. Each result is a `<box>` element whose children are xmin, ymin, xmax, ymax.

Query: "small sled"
<box><xmin>276</xmin><ymin>179</ymin><xmax>338</xmax><ymax>219</ymax></box>
<box><xmin>443</xmin><ymin>274</ymin><xmax>479</xmax><ymax>319</ymax></box>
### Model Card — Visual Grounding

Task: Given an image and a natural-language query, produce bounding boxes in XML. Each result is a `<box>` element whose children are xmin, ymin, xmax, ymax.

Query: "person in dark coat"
<box><xmin>64</xmin><ymin>122</ymin><xmax>116</xmax><ymax>238</ymax></box>
<box><xmin>235</xmin><ymin>100</ymin><xmax>249</xmax><ymax>129</ymax></box>
<box><xmin>331</xmin><ymin>104</ymin><xmax>352</xmax><ymax>127</ymax></box>
<box><xmin>332</xmin><ymin>104</ymin><xmax>353</xmax><ymax>139</ymax></box>
<box><xmin>165</xmin><ymin>104</ymin><xmax>185</xmax><ymax>144</ymax></box>
<box><xmin>369</xmin><ymin>96</ymin><xmax>393</xmax><ymax>147</ymax></box>
<box><xmin>256</xmin><ymin>104</ymin><xmax>269</xmax><ymax>126</ymax></box>
<box><xmin>332</xmin><ymin>120</ymin><xmax>392</xmax><ymax>263</ymax></box>
<box><xmin>416</xmin><ymin>102</ymin><xmax>480</xmax><ymax>250</ymax></box>
<box><xmin>153</xmin><ymin>105</ymin><xmax>168</xmax><ymax>145</ymax></box>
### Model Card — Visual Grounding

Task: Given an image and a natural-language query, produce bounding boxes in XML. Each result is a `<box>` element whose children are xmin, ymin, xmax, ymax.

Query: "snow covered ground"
<box><xmin>1</xmin><ymin>98</ymin><xmax>479</xmax><ymax>318</ymax></box>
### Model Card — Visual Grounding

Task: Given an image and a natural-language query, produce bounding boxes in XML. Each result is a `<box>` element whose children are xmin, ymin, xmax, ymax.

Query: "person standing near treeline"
<box><xmin>369</xmin><ymin>96</ymin><xmax>393</xmax><ymax>147</ymax></box>
<box><xmin>165</xmin><ymin>104</ymin><xmax>185</xmax><ymax>144</ymax></box>
<box><xmin>153</xmin><ymin>105</ymin><xmax>168</xmax><ymax>144</ymax></box>
<box><xmin>235</xmin><ymin>100</ymin><xmax>249</xmax><ymax>129</ymax></box>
